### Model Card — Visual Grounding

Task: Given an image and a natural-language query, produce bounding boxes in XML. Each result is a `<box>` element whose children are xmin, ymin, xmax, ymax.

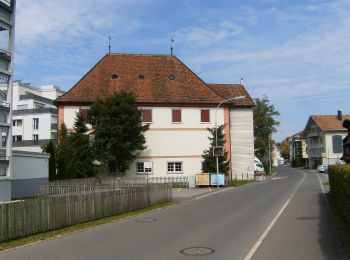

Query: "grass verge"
<box><xmin>226</xmin><ymin>179</ymin><xmax>254</xmax><ymax>187</ymax></box>
<box><xmin>0</xmin><ymin>201</ymin><xmax>176</xmax><ymax>252</ymax></box>
<box><xmin>326</xmin><ymin>193</ymin><xmax>350</xmax><ymax>257</ymax></box>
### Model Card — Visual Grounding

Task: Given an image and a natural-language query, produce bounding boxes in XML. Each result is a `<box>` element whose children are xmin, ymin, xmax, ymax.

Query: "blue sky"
<box><xmin>14</xmin><ymin>0</ymin><xmax>350</xmax><ymax>142</ymax></box>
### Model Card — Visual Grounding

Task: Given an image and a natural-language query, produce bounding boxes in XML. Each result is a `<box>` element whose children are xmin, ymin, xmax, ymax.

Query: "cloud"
<box><xmin>171</xmin><ymin>21</ymin><xmax>244</xmax><ymax>47</ymax></box>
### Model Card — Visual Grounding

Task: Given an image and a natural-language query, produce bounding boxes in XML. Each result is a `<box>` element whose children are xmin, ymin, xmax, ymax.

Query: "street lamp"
<box><xmin>214</xmin><ymin>96</ymin><xmax>245</xmax><ymax>186</ymax></box>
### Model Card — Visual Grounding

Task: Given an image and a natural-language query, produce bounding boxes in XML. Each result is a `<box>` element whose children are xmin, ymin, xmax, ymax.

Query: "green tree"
<box><xmin>201</xmin><ymin>125</ymin><xmax>230</xmax><ymax>175</ymax></box>
<box><xmin>280</xmin><ymin>138</ymin><xmax>290</xmax><ymax>159</ymax></box>
<box><xmin>56</xmin><ymin>123</ymin><xmax>73</xmax><ymax>179</ymax></box>
<box><xmin>253</xmin><ymin>95</ymin><xmax>280</xmax><ymax>173</ymax></box>
<box><xmin>88</xmin><ymin>91</ymin><xmax>149</xmax><ymax>175</ymax></box>
<box><xmin>41</xmin><ymin>140</ymin><xmax>56</xmax><ymax>181</ymax></box>
<box><xmin>68</xmin><ymin>112</ymin><xmax>95</xmax><ymax>178</ymax></box>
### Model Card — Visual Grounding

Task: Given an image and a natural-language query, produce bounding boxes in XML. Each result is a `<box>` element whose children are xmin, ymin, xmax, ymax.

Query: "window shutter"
<box><xmin>79</xmin><ymin>109</ymin><xmax>89</xmax><ymax>120</ymax></box>
<box><xmin>142</xmin><ymin>109</ymin><xmax>152</xmax><ymax>122</ymax></box>
<box><xmin>201</xmin><ymin>109</ymin><xmax>210</xmax><ymax>122</ymax></box>
<box><xmin>172</xmin><ymin>109</ymin><xmax>181</xmax><ymax>122</ymax></box>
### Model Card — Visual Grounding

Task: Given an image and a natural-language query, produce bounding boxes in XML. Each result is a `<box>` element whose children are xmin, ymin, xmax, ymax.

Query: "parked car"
<box><xmin>317</xmin><ymin>164</ymin><xmax>328</xmax><ymax>173</ymax></box>
<box><xmin>254</xmin><ymin>157</ymin><xmax>265</xmax><ymax>174</ymax></box>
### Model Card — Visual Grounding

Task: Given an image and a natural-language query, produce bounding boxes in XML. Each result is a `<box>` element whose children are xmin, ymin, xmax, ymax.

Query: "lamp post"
<box><xmin>214</xmin><ymin>96</ymin><xmax>245</xmax><ymax>187</ymax></box>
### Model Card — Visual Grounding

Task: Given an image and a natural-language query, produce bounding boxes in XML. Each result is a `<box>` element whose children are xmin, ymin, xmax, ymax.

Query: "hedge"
<box><xmin>328</xmin><ymin>164</ymin><xmax>350</xmax><ymax>231</ymax></box>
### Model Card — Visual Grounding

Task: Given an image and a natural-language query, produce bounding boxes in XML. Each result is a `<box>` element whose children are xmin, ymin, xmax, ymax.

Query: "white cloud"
<box><xmin>171</xmin><ymin>21</ymin><xmax>244</xmax><ymax>47</ymax></box>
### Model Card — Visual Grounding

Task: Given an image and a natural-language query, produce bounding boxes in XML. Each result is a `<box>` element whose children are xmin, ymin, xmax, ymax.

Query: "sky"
<box><xmin>13</xmin><ymin>0</ymin><xmax>350</xmax><ymax>142</ymax></box>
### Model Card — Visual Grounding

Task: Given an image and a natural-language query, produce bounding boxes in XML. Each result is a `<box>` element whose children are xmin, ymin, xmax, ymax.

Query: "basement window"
<box><xmin>168</xmin><ymin>75</ymin><xmax>175</xmax><ymax>80</ymax></box>
<box><xmin>111</xmin><ymin>74</ymin><xmax>119</xmax><ymax>80</ymax></box>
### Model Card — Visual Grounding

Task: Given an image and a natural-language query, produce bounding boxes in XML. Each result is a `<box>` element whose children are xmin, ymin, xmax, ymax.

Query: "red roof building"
<box><xmin>55</xmin><ymin>54</ymin><xmax>256</xmax><ymax>183</ymax></box>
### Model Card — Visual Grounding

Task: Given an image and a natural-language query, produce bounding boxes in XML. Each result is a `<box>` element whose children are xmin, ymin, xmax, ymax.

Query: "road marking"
<box><xmin>271</xmin><ymin>177</ymin><xmax>288</xmax><ymax>181</ymax></box>
<box><xmin>316</xmin><ymin>173</ymin><xmax>325</xmax><ymax>194</ymax></box>
<box><xmin>192</xmin><ymin>187</ymin><xmax>234</xmax><ymax>200</ymax></box>
<box><xmin>244</xmin><ymin>170</ymin><xmax>306</xmax><ymax>260</ymax></box>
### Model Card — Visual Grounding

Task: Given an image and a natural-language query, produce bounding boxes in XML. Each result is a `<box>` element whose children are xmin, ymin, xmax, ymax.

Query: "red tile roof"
<box><xmin>55</xmin><ymin>54</ymin><xmax>254</xmax><ymax>107</ymax></box>
<box><xmin>207</xmin><ymin>84</ymin><xmax>255</xmax><ymax>106</ymax></box>
<box><xmin>311</xmin><ymin>115</ymin><xmax>350</xmax><ymax>131</ymax></box>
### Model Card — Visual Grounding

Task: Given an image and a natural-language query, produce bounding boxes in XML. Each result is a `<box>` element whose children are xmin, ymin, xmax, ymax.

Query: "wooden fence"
<box><xmin>0</xmin><ymin>184</ymin><xmax>171</xmax><ymax>242</ymax></box>
<box><xmin>50</xmin><ymin>176</ymin><xmax>189</xmax><ymax>188</ymax></box>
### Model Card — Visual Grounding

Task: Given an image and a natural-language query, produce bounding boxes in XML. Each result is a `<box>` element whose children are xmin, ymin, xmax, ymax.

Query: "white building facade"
<box><xmin>55</xmin><ymin>54</ymin><xmax>256</xmax><ymax>184</ymax></box>
<box><xmin>0</xmin><ymin>0</ymin><xmax>15</xmax><ymax>202</ymax></box>
<box><xmin>11</xmin><ymin>81</ymin><xmax>64</xmax><ymax>152</ymax></box>
<box><xmin>304</xmin><ymin>111</ymin><xmax>349</xmax><ymax>169</ymax></box>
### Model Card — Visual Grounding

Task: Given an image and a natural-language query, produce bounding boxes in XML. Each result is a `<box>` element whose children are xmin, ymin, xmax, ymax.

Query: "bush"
<box><xmin>328</xmin><ymin>164</ymin><xmax>350</xmax><ymax>232</ymax></box>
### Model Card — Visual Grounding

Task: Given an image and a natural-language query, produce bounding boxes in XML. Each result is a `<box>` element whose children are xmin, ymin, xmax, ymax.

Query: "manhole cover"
<box><xmin>296</xmin><ymin>216</ymin><xmax>320</xmax><ymax>220</ymax></box>
<box><xmin>180</xmin><ymin>247</ymin><xmax>215</xmax><ymax>256</ymax></box>
<box><xmin>135</xmin><ymin>218</ymin><xmax>156</xmax><ymax>222</ymax></box>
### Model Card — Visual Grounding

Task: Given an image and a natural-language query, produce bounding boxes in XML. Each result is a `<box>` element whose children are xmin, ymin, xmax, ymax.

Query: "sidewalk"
<box><xmin>252</xmin><ymin>169</ymin><xmax>347</xmax><ymax>260</ymax></box>
<box><xmin>172</xmin><ymin>187</ymin><xmax>229</xmax><ymax>202</ymax></box>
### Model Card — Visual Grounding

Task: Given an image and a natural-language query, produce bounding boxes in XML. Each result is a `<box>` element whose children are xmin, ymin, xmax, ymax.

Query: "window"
<box><xmin>33</xmin><ymin>134</ymin><xmax>39</xmax><ymax>145</ymax></box>
<box><xmin>111</xmin><ymin>74</ymin><xmax>119</xmax><ymax>80</ymax></box>
<box><xmin>12</xmin><ymin>135</ymin><xmax>22</xmax><ymax>142</ymax></box>
<box><xmin>12</xmin><ymin>119</ymin><xmax>22</xmax><ymax>127</ymax></box>
<box><xmin>172</xmin><ymin>109</ymin><xmax>181</xmax><ymax>123</ymax></box>
<box><xmin>201</xmin><ymin>109</ymin><xmax>210</xmax><ymax>123</ymax></box>
<box><xmin>167</xmin><ymin>162</ymin><xmax>183</xmax><ymax>173</ymax></box>
<box><xmin>79</xmin><ymin>108</ymin><xmax>89</xmax><ymax>120</ymax></box>
<box><xmin>142</xmin><ymin>109</ymin><xmax>152</xmax><ymax>123</ymax></box>
<box><xmin>137</xmin><ymin>162</ymin><xmax>153</xmax><ymax>174</ymax></box>
<box><xmin>168</xmin><ymin>75</ymin><xmax>175</xmax><ymax>80</ymax></box>
<box><xmin>138</xmin><ymin>75</ymin><xmax>145</xmax><ymax>80</ymax></box>
<box><xmin>332</xmin><ymin>135</ymin><xmax>343</xmax><ymax>153</ymax></box>
<box><xmin>33</xmin><ymin>118</ymin><xmax>39</xmax><ymax>130</ymax></box>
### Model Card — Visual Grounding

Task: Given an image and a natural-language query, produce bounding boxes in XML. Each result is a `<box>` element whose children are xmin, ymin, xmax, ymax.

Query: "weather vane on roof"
<box><xmin>170</xmin><ymin>38</ymin><xmax>174</xmax><ymax>55</ymax></box>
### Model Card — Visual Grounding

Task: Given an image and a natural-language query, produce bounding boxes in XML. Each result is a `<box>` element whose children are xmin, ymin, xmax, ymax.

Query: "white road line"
<box><xmin>316</xmin><ymin>173</ymin><xmax>325</xmax><ymax>194</ymax></box>
<box><xmin>192</xmin><ymin>187</ymin><xmax>234</xmax><ymax>200</ymax></box>
<box><xmin>243</xmin><ymin>170</ymin><xmax>306</xmax><ymax>260</ymax></box>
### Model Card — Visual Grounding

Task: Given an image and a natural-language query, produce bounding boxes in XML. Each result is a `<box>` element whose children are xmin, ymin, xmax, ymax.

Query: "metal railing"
<box><xmin>13</xmin><ymin>107</ymin><xmax>57</xmax><ymax>116</ymax></box>
<box><xmin>20</xmin><ymin>93</ymin><xmax>53</xmax><ymax>105</ymax></box>
<box><xmin>12</xmin><ymin>139</ymin><xmax>57</xmax><ymax>147</ymax></box>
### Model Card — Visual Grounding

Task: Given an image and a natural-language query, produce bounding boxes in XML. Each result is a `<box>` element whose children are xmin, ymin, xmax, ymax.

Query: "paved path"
<box><xmin>0</xmin><ymin>167</ymin><xmax>345</xmax><ymax>260</ymax></box>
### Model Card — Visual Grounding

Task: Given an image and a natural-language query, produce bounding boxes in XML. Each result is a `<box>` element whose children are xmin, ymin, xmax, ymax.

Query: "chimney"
<box><xmin>337</xmin><ymin>110</ymin><xmax>342</xmax><ymax>121</ymax></box>
<box><xmin>240</xmin><ymin>78</ymin><xmax>244</xmax><ymax>85</ymax></box>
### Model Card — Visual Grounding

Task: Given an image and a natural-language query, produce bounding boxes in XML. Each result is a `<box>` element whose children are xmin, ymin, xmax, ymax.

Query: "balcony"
<box><xmin>51</xmin><ymin>123</ymin><xmax>57</xmax><ymax>130</ymax></box>
<box><xmin>20</xmin><ymin>93</ymin><xmax>53</xmax><ymax>104</ymax></box>
<box><xmin>0</xmin><ymin>0</ymin><xmax>12</xmax><ymax>10</ymax></box>
<box><xmin>13</xmin><ymin>107</ymin><xmax>57</xmax><ymax>116</ymax></box>
<box><xmin>12</xmin><ymin>139</ymin><xmax>57</xmax><ymax>147</ymax></box>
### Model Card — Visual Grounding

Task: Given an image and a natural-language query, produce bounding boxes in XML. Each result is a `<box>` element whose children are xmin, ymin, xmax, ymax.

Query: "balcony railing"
<box><xmin>51</xmin><ymin>123</ymin><xmax>57</xmax><ymax>130</ymax></box>
<box><xmin>13</xmin><ymin>107</ymin><xmax>57</xmax><ymax>116</ymax></box>
<box><xmin>12</xmin><ymin>139</ymin><xmax>57</xmax><ymax>147</ymax></box>
<box><xmin>20</xmin><ymin>93</ymin><xmax>53</xmax><ymax>104</ymax></box>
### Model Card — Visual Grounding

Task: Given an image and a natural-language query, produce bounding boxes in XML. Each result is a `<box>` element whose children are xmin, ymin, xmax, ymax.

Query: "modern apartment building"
<box><xmin>11</xmin><ymin>81</ymin><xmax>64</xmax><ymax>152</ymax></box>
<box><xmin>55</xmin><ymin>53</ymin><xmax>256</xmax><ymax>184</ymax></box>
<box><xmin>289</xmin><ymin>131</ymin><xmax>308</xmax><ymax>162</ymax></box>
<box><xmin>0</xmin><ymin>0</ymin><xmax>15</xmax><ymax>201</ymax></box>
<box><xmin>304</xmin><ymin>111</ymin><xmax>350</xmax><ymax>169</ymax></box>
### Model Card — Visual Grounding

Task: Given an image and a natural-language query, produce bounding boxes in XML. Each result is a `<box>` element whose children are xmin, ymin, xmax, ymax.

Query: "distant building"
<box><xmin>0</xmin><ymin>0</ymin><xmax>15</xmax><ymax>202</ymax></box>
<box><xmin>55</xmin><ymin>53</ymin><xmax>256</xmax><ymax>183</ymax></box>
<box><xmin>11</xmin><ymin>81</ymin><xmax>64</xmax><ymax>152</ymax></box>
<box><xmin>289</xmin><ymin>131</ymin><xmax>308</xmax><ymax>165</ymax></box>
<box><xmin>341</xmin><ymin>119</ymin><xmax>350</xmax><ymax>164</ymax></box>
<box><xmin>304</xmin><ymin>111</ymin><xmax>350</xmax><ymax>169</ymax></box>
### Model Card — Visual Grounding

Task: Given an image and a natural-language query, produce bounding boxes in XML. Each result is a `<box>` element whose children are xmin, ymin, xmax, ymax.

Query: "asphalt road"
<box><xmin>0</xmin><ymin>167</ymin><xmax>344</xmax><ymax>260</ymax></box>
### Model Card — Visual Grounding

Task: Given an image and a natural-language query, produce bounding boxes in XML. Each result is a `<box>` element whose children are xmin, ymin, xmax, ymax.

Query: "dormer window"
<box><xmin>168</xmin><ymin>75</ymin><xmax>175</xmax><ymax>80</ymax></box>
<box><xmin>111</xmin><ymin>74</ymin><xmax>119</xmax><ymax>80</ymax></box>
<box><xmin>138</xmin><ymin>75</ymin><xmax>145</xmax><ymax>80</ymax></box>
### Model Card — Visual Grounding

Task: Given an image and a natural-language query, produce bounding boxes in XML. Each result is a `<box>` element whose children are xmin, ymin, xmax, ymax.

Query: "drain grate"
<box><xmin>180</xmin><ymin>247</ymin><xmax>215</xmax><ymax>256</ymax></box>
<box><xmin>296</xmin><ymin>216</ymin><xmax>320</xmax><ymax>220</ymax></box>
<box><xmin>135</xmin><ymin>218</ymin><xmax>157</xmax><ymax>222</ymax></box>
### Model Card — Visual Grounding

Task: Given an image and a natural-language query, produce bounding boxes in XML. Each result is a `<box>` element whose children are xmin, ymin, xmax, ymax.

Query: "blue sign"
<box><xmin>210</xmin><ymin>174</ymin><xmax>225</xmax><ymax>186</ymax></box>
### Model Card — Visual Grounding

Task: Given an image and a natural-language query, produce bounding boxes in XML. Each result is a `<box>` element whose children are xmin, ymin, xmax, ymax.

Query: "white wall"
<box><xmin>323</xmin><ymin>132</ymin><xmax>347</xmax><ymax>165</ymax></box>
<box><xmin>12</xmin><ymin>150</ymin><xmax>49</xmax><ymax>180</ymax></box>
<box><xmin>230</xmin><ymin>108</ymin><xmax>255</xmax><ymax>179</ymax></box>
